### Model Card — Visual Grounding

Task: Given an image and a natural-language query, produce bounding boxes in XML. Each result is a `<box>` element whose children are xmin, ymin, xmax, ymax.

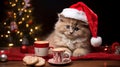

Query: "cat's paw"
<box><xmin>73</xmin><ymin>48</ymin><xmax>89</xmax><ymax>57</ymax></box>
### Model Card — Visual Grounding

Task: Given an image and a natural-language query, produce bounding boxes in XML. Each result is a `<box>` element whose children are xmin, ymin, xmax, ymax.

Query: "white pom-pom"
<box><xmin>90</xmin><ymin>36</ymin><xmax>102</xmax><ymax>47</ymax></box>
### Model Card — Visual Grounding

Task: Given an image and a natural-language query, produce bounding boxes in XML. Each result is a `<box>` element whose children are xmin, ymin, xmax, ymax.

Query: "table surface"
<box><xmin>0</xmin><ymin>60</ymin><xmax>120</xmax><ymax>67</ymax></box>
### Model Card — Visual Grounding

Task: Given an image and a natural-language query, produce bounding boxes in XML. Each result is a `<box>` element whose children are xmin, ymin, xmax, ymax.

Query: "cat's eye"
<box><xmin>74</xmin><ymin>27</ymin><xmax>79</xmax><ymax>31</ymax></box>
<box><xmin>66</xmin><ymin>25</ymin><xmax>70</xmax><ymax>29</ymax></box>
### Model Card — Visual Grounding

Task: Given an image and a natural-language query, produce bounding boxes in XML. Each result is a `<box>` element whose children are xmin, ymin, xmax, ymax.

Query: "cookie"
<box><xmin>23</xmin><ymin>56</ymin><xmax>38</xmax><ymax>65</ymax></box>
<box><xmin>34</xmin><ymin>57</ymin><xmax>46</xmax><ymax>67</ymax></box>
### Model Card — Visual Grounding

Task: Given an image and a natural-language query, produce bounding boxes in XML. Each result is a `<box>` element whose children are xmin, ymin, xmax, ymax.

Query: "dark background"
<box><xmin>0</xmin><ymin>0</ymin><xmax>120</xmax><ymax>46</ymax></box>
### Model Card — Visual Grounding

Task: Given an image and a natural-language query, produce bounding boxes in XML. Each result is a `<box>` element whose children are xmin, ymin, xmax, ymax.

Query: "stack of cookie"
<box><xmin>23</xmin><ymin>56</ymin><xmax>46</xmax><ymax>66</ymax></box>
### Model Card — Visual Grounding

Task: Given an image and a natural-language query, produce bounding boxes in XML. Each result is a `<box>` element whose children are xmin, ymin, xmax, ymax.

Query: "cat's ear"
<box><xmin>58</xmin><ymin>13</ymin><xmax>63</xmax><ymax>18</ymax></box>
<box><xmin>58</xmin><ymin>13</ymin><xmax>65</xmax><ymax>22</ymax></box>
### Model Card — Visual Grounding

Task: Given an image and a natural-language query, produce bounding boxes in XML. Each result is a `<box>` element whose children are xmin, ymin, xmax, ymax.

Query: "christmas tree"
<box><xmin>0</xmin><ymin>0</ymin><xmax>41</xmax><ymax>47</ymax></box>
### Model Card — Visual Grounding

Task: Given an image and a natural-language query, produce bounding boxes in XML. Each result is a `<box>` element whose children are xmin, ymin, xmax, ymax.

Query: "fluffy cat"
<box><xmin>46</xmin><ymin>14</ymin><xmax>92</xmax><ymax>57</ymax></box>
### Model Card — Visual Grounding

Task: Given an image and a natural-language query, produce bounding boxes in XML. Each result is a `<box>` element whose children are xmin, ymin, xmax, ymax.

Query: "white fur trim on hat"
<box><xmin>60</xmin><ymin>8</ymin><xmax>88</xmax><ymax>22</ymax></box>
<box><xmin>90</xmin><ymin>36</ymin><xmax>102</xmax><ymax>47</ymax></box>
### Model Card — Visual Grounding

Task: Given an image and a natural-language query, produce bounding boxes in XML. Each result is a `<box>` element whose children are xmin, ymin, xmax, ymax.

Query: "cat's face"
<box><xmin>55</xmin><ymin>14</ymin><xmax>91</xmax><ymax>39</ymax></box>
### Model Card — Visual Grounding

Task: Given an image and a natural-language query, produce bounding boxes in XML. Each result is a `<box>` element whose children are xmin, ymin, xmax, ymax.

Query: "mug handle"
<box><xmin>62</xmin><ymin>51</ymin><xmax>71</xmax><ymax>62</ymax></box>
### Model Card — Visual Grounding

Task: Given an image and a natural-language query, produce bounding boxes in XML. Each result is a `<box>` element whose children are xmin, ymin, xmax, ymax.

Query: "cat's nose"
<box><xmin>70</xmin><ymin>32</ymin><xmax>73</xmax><ymax>34</ymax></box>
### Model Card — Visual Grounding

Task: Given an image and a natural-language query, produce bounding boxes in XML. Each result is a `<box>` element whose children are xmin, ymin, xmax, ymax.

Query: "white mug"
<box><xmin>34</xmin><ymin>41</ymin><xmax>49</xmax><ymax>57</ymax></box>
<box><xmin>52</xmin><ymin>48</ymin><xmax>71</xmax><ymax>63</ymax></box>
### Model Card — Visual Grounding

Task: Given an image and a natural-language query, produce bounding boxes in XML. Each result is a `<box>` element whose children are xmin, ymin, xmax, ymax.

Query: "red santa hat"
<box><xmin>60</xmin><ymin>2</ymin><xmax>102</xmax><ymax>47</ymax></box>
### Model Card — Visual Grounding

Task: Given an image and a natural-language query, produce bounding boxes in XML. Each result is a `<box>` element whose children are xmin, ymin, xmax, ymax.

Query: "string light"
<box><xmin>4</xmin><ymin>22</ymin><xmax>6</xmax><ymax>25</ymax></box>
<box><xmin>18</xmin><ymin>8</ymin><xmax>20</xmax><ymax>11</ymax></box>
<box><xmin>14</xmin><ymin>15</ymin><xmax>16</xmax><ymax>18</ymax></box>
<box><xmin>35</xmin><ymin>26</ymin><xmax>38</xmax><ymax>30</ymax></box>
<box><xmin>30</xmin><ymin>28</ymin><xmax>33</xmax><ymax>32</ymax></box>
<box><xmin>29</xmin><ymin>32</ymin><xmax>32</xmax><ymax>35</ymax></box>
<box><xmin>17</xmin><ymin>31</ymin><xmax>20</xmax><ymax>34</ymax></box>
<box><xmin>26</xmin><ymin>24</ymin><xmax>29</xmax><ymax>27</ymax></box>
<box><xmin>26</xmin><ymin>15</ymin><xmax>30</xmax><ymax>18</ymax></box>
<box><xmin>28</xmin><ymin>10</ymin><xmax>32</xmax><ymax>13</ymax></box>
<box><xmin>9</xmin><ymin>2</ymin><xmax>12</xmax><ymax>4</ymax></box>
<box><xmin>20</xmin><ymin>32</ymin><xmax>23</xmax><ymax>36</ymax></box>
<box><xmin>8</xmin><ymin>43</ymin><xmax>14</xmax><ymax>47</ymax></box>
<box><xmin>19</xmin><ymin>39</ymin><xmax>22</xmax><ymax>42</ymax></box>
<box><xmin>7</xmin><ymin>31</ymin><xmax>10</xmax><ymax>34</ymax></box>
<box><xmin>34</xmin><ymin>38</ymin><xmax>38</xmax><ymax>41</ymax></box>
<box><xmin>18</xmin><ymin>21</ymin><xmax>22</xmax><ymax>24</ymax></box>
<box><xmin>12</xmin><ymin>3</ymin><xmax>16</xmax><ymax>7</ymax></box>
<box><xmin>21</xmin><ymin>8</ymin><xmax>24</xmax><ymax>11</ymax></box>
<box><xmin>14</xmin><ymin>13</ymin><xmax>16</xmax><ymax>16</ymax></box>
<box><xmin>24</xmin><ymin>9</ymin><xmax>27</xmax><ymax>12</ymax></box>
<box><xmin>22</xmin><ymin>2</ymin><xmax>25</xmax><ymax>5</ymax></box>
<box><xmin>1</xmin><ymin>35</ymin><xmax>4</xmax><ymax>37</ymax></box>
<box><xmin>5</xmin><ymin>35</ymin><xmax>9</xmax><ymax>38</ymax></box>
<box><xmin>22</xmin><ymin>17</ymin><xmax>25</xmax><ymax>20</ymax></box>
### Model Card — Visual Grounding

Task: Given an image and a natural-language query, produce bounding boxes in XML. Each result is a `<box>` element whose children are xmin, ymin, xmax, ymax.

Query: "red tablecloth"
<box><xmin>1</xmin><ymin>46</ymin><xmax>120</xmax><ymax>61</ymax></box>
